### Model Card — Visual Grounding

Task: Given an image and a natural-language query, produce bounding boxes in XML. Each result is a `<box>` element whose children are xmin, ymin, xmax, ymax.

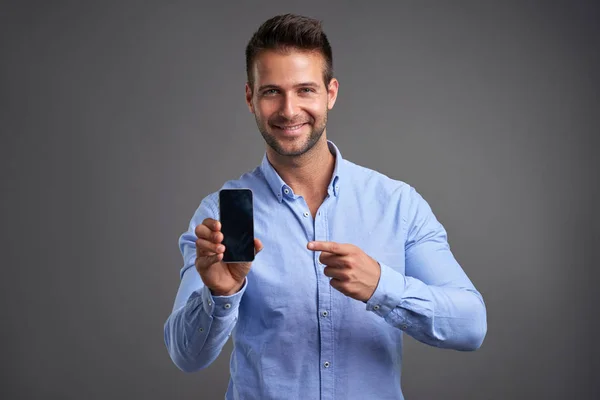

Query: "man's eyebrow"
<box><xmin>257</xmin><ymin>82</ymin><xmax>320</xmax><ymax>92</ymax></box>
<box><xmin>294</xmin><ymin>82</ymin><xmax>320</xmax><ymax>88</ymax></box>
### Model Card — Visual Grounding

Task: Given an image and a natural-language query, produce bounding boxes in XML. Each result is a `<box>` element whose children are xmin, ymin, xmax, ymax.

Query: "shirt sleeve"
<box><xmin>366</xmin><ymin>185</ymin><xmax>487</xmax><ymax>351</ymax></box>
<box><xmin>163</xmin><ymin>194</ymin><xmax>246</xmax><ymax>372</ymax></box>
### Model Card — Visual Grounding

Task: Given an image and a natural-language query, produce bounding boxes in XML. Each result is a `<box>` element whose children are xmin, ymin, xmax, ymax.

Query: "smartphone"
<box><xmin>218</xmin><ymin>188</ymin><xmax>255</xmax><ymax>263</ymax></box>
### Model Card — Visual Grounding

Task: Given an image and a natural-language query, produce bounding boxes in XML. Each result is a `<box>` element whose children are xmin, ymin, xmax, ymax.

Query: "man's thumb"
<box><xmin>255</xmin><ymin>238</ymin><xmax>264</xmax><ymax>254</ymax></box>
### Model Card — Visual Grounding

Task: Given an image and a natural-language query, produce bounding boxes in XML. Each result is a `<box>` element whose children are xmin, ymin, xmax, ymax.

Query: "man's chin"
<box><xmin>268</xmin><ymin>137</ymin><xmax>311</xmax><ymax>156</ymax></box>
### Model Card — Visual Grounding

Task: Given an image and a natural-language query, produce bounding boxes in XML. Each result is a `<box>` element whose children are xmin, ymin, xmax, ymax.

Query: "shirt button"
<box><xmin>323</xmin><ymin>361</ymin><xmax>330</xmax><ymax>368</ymax></box>
<box><xmin>208</xmin><ymin>301</ymin><xmax>212</xmax><ymax>306</ymax></box>
<box><xmin>373</xmin><ymin>305</ymin><xmax>380</xmax><ymax>311</ymax></box>
<box><xmin>284</xmin><ymin>188</ymin><xmax>290</xmax><ymax>194</ymax></box>
<box><xmin>303</xmin><ymin>212</ymin><xmax>309</xmax><ymax>217</ymax></box>
<box><xmin>321</xmin><ymin>310</ymin><xmax>328</xmax><ymax>317</ymax></box>
<box><xmin>401</xmin><ymin>324</ymin><xmax>408</xmax><ymax>330</ymax></box>
<box><xmin>224</xmin><ymin>303</ymin><xmax>231</xmax><ymax>309</ymax></box>
<box><xmin>199</xmin><ymin>327</ymin><xmax>204</xmax><ymax>332</ymax></box>
<box><xmin>335</xmin><ymin>185</ymin><xmax>339</xmax><ymax>190</ymax></box>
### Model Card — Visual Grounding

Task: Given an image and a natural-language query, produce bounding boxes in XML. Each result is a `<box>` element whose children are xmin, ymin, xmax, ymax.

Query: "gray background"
<box><xmin>1</xmin><ymin>1</ymin><xmax>598</xmax><ymax>399</ymax></box>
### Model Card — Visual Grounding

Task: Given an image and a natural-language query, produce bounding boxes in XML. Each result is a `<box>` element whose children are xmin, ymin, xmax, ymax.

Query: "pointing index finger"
<box><xmin>307</xmin><ymin>241</ymin><xmax>350</xmax><ymax>255</ymax></box>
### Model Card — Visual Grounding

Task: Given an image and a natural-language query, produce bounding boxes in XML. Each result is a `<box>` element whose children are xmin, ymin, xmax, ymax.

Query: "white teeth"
<box><xmin>278</xmin><ymin>124</ymin><xmax>304</xmax><ymax>130</ymax></box>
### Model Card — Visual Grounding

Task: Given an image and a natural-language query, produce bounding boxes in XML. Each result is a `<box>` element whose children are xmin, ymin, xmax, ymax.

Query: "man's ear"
<box><xmin>327</xmin><ymin>78</ymin><xmax>339</xmax><ymax>111</ymax></box>
<box><xmin>245</xmin><ymin>82</ymin><xmax>254</xmax><ymax>114</ymax></box>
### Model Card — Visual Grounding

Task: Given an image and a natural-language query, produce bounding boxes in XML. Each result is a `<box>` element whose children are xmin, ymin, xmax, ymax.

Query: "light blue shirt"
<box><xmin>164</xmin><ymin>140</ymin><xmax>487</xmax><ymax>400</ymax></box>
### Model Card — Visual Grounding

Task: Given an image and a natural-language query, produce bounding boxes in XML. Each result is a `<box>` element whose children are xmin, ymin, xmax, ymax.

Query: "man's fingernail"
<box><xmin>308</xmin><ymin>242</ymin><xmax>314</xmax><ymax>249</ymax></box>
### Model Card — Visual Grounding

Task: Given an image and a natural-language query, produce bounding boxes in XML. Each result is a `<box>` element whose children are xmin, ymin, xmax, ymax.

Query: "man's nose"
<box><xmin>279</xmin><ymin>94</ymin><xmax>298</xmax><ymax>120</ymax></box>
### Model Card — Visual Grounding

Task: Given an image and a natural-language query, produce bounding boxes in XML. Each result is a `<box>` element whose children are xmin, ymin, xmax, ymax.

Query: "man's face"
<box><xmin>245</xmin><ymin>49</ymin><xmax>338</xmax><ymax>157</ymax></box>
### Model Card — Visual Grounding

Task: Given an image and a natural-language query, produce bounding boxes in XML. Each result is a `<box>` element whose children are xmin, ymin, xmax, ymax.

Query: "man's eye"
<box><xmin>300</xmin><ymin>88</ymin><xmax>314</xmax><ymax>93</ymax></box>
<box><xmin>264</xmin><ymin>89</ymin><xmax>278</xmax><ymax>95</ymax></box>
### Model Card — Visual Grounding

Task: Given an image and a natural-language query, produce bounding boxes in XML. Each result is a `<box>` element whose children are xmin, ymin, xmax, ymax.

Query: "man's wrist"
<box><xmin>200</xmin><ymin>278</ymin><xmax>248</xmax><ymax>317</ymax></box>
<box><xmin>211</xmin><ymin>288</ymin><xmax>237</xmax><ymax>297</ymax></box>
<box><xmin>210</xmin><ymin>281</ymin><xmax>244</xmax><ymax>297</ymax></box>
<box><xmin>365</xmin><ymin>261</ymin><xmax>406</xmax><ymax>317</ymax></box>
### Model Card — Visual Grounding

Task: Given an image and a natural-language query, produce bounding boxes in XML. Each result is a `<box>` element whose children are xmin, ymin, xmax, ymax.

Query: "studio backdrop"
<box><xmin>1</xmin><ymin>1</ymin><xmax>597</xmax><ymax>399</ymax></box>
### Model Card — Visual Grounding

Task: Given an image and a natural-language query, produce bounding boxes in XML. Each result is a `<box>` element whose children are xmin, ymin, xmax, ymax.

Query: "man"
<box><xmin>164</xmin><ymin>13</ymin><xmax>487</xmax><ymax>400</ymax></box>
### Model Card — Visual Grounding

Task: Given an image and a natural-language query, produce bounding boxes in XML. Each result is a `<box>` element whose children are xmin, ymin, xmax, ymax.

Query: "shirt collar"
<box><xmin>260</xmin><ymin>140</ymin><xmax>342</xmax><ymax>203</ymax></box>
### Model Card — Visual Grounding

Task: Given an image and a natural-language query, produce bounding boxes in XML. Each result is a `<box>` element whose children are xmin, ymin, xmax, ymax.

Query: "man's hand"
<box><xmin>195</xmin><ymin>218</ymin><xmax>263</xmax><ymax>296</ymax></box>
<box><xmin>307</xmin><ymin>241</ymin><xmax>381</xmax><ymax>302</ymax></box>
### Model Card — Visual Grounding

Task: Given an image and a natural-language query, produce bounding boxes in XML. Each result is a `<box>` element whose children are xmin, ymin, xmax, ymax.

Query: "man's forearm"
<box><xmin>164</xmin><ymin>275</ymin><xmax>247</xmax><ymax>372</ymax></box>
<box><xmin>367</xmin><ymin>262</ymin><xmax>487</xmax><ymax>351</ymax></box>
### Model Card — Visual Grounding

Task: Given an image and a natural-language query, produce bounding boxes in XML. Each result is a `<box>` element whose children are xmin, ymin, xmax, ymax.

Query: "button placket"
<box><xmin>313</xmin><ymin>202</ymin><xmax>334</xmax><ymax>398</ymax></box>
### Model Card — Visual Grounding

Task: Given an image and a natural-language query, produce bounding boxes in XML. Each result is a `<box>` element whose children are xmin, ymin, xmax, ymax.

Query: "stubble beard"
<box><xmin>256</xmin><ymin>110</ymin><xmax>328</xmax><ymax>157</ymax></box>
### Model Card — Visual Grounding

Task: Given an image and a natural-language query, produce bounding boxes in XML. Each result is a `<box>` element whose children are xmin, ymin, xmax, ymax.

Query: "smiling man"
<box><xmin>164</xmin><ymin>13</ymin><xmax>487</xmax><ymax>400</ymax></box>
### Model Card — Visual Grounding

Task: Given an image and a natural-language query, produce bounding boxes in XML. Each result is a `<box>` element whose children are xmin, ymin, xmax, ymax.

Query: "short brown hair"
<box><xmin>245</xmin><ymin>13</ymin><xmax>334</xmax><ymax>89</ymax></box>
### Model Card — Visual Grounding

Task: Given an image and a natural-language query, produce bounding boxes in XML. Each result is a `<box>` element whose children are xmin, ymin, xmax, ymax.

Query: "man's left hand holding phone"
<box><xmin>194</xmin><ymin>189</ymin><xmax>263</xmax><ymax>297</ymax></box>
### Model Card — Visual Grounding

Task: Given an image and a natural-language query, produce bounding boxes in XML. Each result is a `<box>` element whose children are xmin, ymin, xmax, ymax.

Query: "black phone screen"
<box><xmin>218</xmin><ymin>189</ymin><xmax>254</xmax><ymax>262</ymax></box>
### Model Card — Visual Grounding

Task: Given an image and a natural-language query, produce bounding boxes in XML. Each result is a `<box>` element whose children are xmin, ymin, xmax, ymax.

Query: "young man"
<box><xmin>164</xmin><ymin>13</ymin><xmax>487</xmax><ymax>400</ymax></box>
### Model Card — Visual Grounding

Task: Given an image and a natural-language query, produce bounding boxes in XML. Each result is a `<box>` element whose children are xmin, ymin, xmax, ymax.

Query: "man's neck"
<box><xmin>266</xmin><ymin>136</ymin><xmax>335</xmax><ymax>199</ymax></box>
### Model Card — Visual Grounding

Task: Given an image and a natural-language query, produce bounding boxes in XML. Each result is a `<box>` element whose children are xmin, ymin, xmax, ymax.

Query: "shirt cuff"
<box><xmin>200</xmin><ymin>277</ymin><xmax>248</xmax><ymax>317</ymax></box>
<box><xmin>366</xmin><ymin>261</ymin><xmax>406</xmax><ymax>318</ymax></box>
